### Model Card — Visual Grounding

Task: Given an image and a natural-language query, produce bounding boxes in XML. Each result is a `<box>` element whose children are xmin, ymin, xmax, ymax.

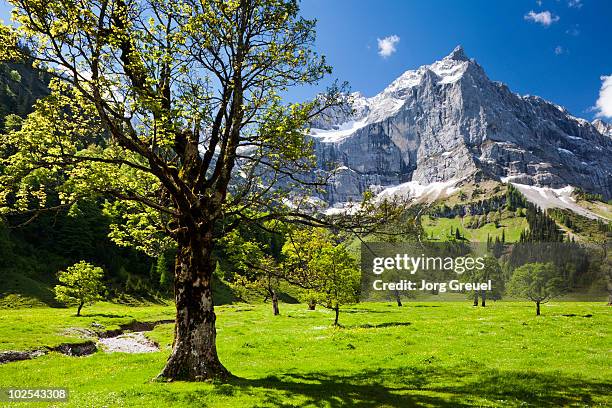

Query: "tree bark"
<box><xmin>480</xmin><ymin>291</ymin><xmax>486</xmax><ymax>307</ymax></box>
<box><xmin>334</xmin><ymin>305</ymin><xmax>340</xmax><ymax>326</ymax></box>
<box><xmin>308</xmin><ymin>299</ymin><xmax>316</xmax><ymax>310</ymax></box>
<box><xmin>271</xmin><ymin>289</ymin><xmax>280</xmax><ymax>316</ymax></box>
<box><xmin>77</xmin><ymin>301</ymin><xmax>84</xmax><ymax>317</ymax></box>
<box><xmin>536</xmin><ymin>301</ymin><xmax>540</xmax><ymax>316</ymax></box>
<box><xmin>158</xmin><ymin>235</ymin><xmax>230</xmax><ymax>381</ymax></box>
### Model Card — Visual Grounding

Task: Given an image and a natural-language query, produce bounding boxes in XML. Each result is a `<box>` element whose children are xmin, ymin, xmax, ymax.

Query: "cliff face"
<box><xmin>592</xmin><ymin>119</ymin><xmax>612</xmax><ymax>137</ymax></box>
<box><xmin>310</xmin><ymin>46</ymin><xmax>612</xmax><ymax>204</ymax></box>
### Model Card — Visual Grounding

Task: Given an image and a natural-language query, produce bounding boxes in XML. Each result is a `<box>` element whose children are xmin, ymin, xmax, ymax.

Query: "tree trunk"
<box><xmin>480</xmin><ymin>291</ymin><xmax>486</xmax><ymax>307</ymax></box>
<box><xmin>271</xmin><ymin>289</ymin><xmax>280</xmax><ymax>316</ymax></box>
<box><xmin>158</xmin><ymin>236</ymin><xmax>230</xmax><ymax>381</ymax></box>
<box><xmin>395</xmin><ymin>290</ymin><xmax>402</xmax><ymax>307</ymax></box>
<box><xmin>536</xmin><ymin>301</ymin><xmax>541</xmax><ymax>316</ymax></box>
<box><xmin>333</xmin><ymin>305</ymin><xmax>340</xmax><ymax>326</ymax></box>
<box><xmin>77</xmin><ymin>301</ymin><xmax>84</xmax><ymax>317</ymax></box>
<box><xmin>473</xmin><ymin>292</ymin><xmax>478</xmax><ymax>306</ymax></box>
<box><xmin>308</xmin><ymin>299</ymin><xmax>316</xmax><ymax>310</ymax></box>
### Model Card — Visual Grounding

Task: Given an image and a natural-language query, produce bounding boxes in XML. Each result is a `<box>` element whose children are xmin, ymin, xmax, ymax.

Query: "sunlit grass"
<box><xmin>0</xmin><ymin>301</ymin><xmax>610</xmax><ymax>407</ymax></box>
<box><xmin>422</xmin><ymin>214</ymin><xmax>528</xmax><ymax>243</ymax></box>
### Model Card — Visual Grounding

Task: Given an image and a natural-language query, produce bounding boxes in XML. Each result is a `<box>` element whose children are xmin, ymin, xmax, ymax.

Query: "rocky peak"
<box><xmin>445</xmin><ymin>45</ymin><xmax>469</xmax><ymax>62</ymax></box>
<box><xmin>310</xmin><ymin>46</ymin><xmax>479</xmax><ymax>139</ymax></box>
<box><xmin>309</xmin><ymin>47</ymin><xmax>612</xmax><ymax>205</ymax></box>
<box><xmin>592</xmin><ymin>118</ymin><xmax>612</xmax><ymax>137</ymax></box>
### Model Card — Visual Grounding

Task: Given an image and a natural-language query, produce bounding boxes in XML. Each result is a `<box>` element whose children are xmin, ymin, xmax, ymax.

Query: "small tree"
<box><xmin>282</xmin><ymin>228</ymin><xmax>359</xmax><ymax>325</ymax></box>
<box><xmin>235</xmin><ymin>254</ymin><xmax>283</xmax><ymax>316</ymax></box>
<box><xmin>54</xmin><ymin>261</ymin><xmax>105</xmax><ymax>316</ymax></box>
<box><xmin>311</xmin><ymin>244</ymin><xmax>360</xmax><ymax>326</ymax></box>
<box><xmin>223</xmin><ymin>229</ymin><xmax>284</xmax><ymax>316</ymax></box>
<box><xmin>282</xmin><ymin>227</ymin><xmax>329</xmax><ymax>310</ymax></box>
<box><xmin>385</xmin><ymin>267</ymin><xmax>416</xmax><ymax>306</ymax></box>
<box><xmin>464</xmin><ymin>255</ymin><xmax>504</xmax><ymax>307</ymax></box>
<box><xmin>507</xmin><ymin>262</ymin><xmax>565</xmax><ymax>316</ymax></box>
<box><xmin>590</xmin><ymin>242</ymin><xmax>612</xmax><ymax>306</ymax></box>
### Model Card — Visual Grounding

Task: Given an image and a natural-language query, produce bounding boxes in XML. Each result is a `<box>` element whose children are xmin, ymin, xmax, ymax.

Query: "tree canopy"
<box><xmin>0</xmin><ymin>0</ymin><xmax>344</xmax><ymax>381</ymax></box>
<box><xmin>507</xmin><ymin>262</ymin><xmax>565</xmax><ymax>315</ymax></box>
<box><xmin>282</xmin><ymin>227</ymin><xmax>360</xmax><ymax>325</ymax></box>
<box><xmin>55</xmin><ymin>260</ymin><xmax>106</xmax><ymax>316</ymax></box>
<box><xmin>0</xmin><ymin>0</ymin><xmax>405</xmax><ymax>381</ymax></box>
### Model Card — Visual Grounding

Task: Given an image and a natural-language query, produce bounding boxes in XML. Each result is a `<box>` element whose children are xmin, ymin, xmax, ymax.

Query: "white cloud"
<box><xmin>568</xmin><ymin>0</ymin><xmax>583</xmax><ymax>8</ymax></box>
<box><xmin>554</xmin><ymin>45</ymin><xmax>565</xmax><ymax>55</ymax></box>
<box><xmin>595</xmin><ymin>75</ymin><xmax>612</xmax><ymax>118</ymax></box>
<box><xmin>536</xmin><ymin>0</ymin><xmax>542</xmax><ymax>5</ymax></box>
<box><xmin>524</xmin><ymin>10</ymin><xmax>560</xmax><ymax>26</ymax></box>
<box><xmin>377</xmin><ymin>35</ymin><xmax>400</xmax><ymax>58</ymax></box>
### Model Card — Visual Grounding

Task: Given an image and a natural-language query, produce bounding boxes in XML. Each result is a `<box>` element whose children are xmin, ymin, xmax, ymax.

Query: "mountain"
<box><xmin>592</xmin><ymin>119</ymin><xmax>612</xmax><ymax>137</ymax></box>
<box><xmin>309</xmin><ymin>46</ymin><xmax>612</xmax><ymax>206</ymax></box>
<box><xmin>0</xmin><ymin>59</ymin><xmax>49</xmax><ymax>130</ymax></box>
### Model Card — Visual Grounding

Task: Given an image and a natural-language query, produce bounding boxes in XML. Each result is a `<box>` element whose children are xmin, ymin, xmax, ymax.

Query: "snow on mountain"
<box><xmin>309</xmin><ymin>46</ymin><xmax>612</xmax><ymax>207</ymax></box>
<box><xmin>310</xmin><ymin>46</ymin><xmax>471</xmax><ymax>143</ymax></box>
<box><xmin>375</xmin><ymin>178</ymin><xmax>460</xmax><ymax>202</ymax></box>
<box><xmin>310</xmin><ymin>118</ymin><xmax>369</xmax><ymax>143</ymax></box>
<box><xmin>502</xmin><ymin>181</ymin><xmax>601</xmax><ymax>220</ymax></box>
<box><xmin>593</xmin><ymin>119</ymin><xmax>612</xmax><ymax>137</ymax></box>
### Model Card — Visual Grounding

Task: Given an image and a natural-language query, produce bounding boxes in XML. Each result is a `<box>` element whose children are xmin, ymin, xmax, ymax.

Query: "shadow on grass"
<box><xmin>80</xmin><ymin>313</ymin><xmax>129</xmax><ymax>318</ymax></box>
<box><xmin>342</xmin><ymin>309</ymin><xmax>395</xmax><ymax>314</ymax></box>
<box><xmin>178</xmin><ymin>366</ymin><xmax>611</xmax><ymax>407</ymax></box>
<box><xmin>349</xmin><ymin>322</ymin><xmax>412</xmax><ymax>329</ymax></box>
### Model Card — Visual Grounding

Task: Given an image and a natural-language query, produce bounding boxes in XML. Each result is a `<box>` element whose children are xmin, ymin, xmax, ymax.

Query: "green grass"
<box><xmin>0</xmin><ymin>301</ymin><xmax>610</xmax><ymax>407</ymax></box>
<box><xmin>0</xmin><ymin>268</ymin><xmax>59</xmax><ymax>308</ymax></box>
<box><xmin>422</xmin><ymin>214</ymin><xmax>528</xmax><ymax>243</ymax></box>
<box><xmin>0</xmin><ymin>302</ymin><xmax>174</xmax><ymax>352</ymax></box>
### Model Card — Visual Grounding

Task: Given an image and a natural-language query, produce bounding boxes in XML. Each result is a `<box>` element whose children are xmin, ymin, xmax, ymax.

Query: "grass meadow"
<box><xmin>0</xmin><ymin>301</ymin><xmax>610</xmax><ymax>407</ymax></box>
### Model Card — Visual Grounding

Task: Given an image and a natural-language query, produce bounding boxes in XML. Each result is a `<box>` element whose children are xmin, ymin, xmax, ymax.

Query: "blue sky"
<box><xmin>2</xmin><ymin>0</ymin><xmax>611</xmax><ymax>120</ymax></box>
<box><xmin>291</xmin><ymin>0</ymin><xmax>612</xmax><ymax>120</ymax></box>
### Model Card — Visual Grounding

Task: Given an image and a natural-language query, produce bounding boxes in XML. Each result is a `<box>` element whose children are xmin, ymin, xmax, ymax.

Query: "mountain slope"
<box><xmin>310</xmin><ymin>46</ymin><xmax>612</xmax><ymax>205</ymax></box>
<box><xmin>592</xmin><ymin>119</ymin><xmax>612</xmax><ymax>137</ymax></box>
<box><xmin>0</xmin><ymin>60</ymin><xmax>49</xmax><ymax>130</ymax></box>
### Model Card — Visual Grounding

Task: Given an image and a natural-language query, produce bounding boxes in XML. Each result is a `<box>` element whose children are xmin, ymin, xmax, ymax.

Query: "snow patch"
<box><xmin>310</xmin><ymin>119</ymin><xmax>368</xmax><ymax>143</ymax></box>
<box><xmin>507</xmin><ymin>183</ymin><xmax>602</xmax><ymax>220</ymax></box>
<box><xmin>324</xmin><ymin>204</ymin><xmax>361</xmax><ymax>216</ymax></box>
<box><xmin>323</xmin><ymin>179</ymin><xmax>461</xmax><ymax>215</ymax></box>
<box><xmin>376</xmin><ymin>179</ymin><xmax>460</xmax><ymax>202</ymax></box>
